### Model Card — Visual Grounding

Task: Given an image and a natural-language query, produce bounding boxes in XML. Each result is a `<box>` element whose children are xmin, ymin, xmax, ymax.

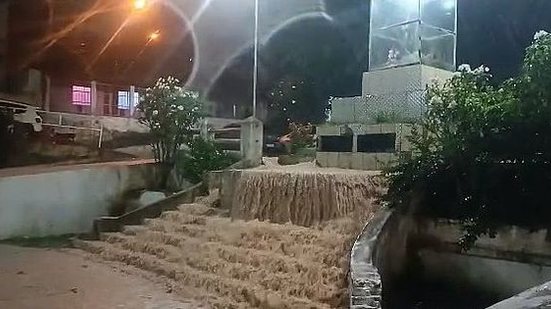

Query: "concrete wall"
<box><xmin>414</xmin><ymin>219</ymin><xmax>551</xmax><ymax>300</ymax></box>
<box><xmin>366</xmin><ymin>211</ymin><xmax>551</xmax><ymax>307</ymax></box>
<box><xmin>351</xmin><ymin>209</ymin><xmax>551</xmax><ymax>308</ymax></box>
<box><xmin>0</xmin><ymin>1</ymin><xmax>7</xmax><ymax>91</ymax></box>
<box><xmin>49</xmin><ymin>82</ymin><xmax>83</xmax><ymax>114</ymax></box>
<box><xmin>0</xmin><ymin>162</ymin><xmax>161</xmax><ymax>239</ymax></box>
<box><xmin>488</xmin><ymin>280</ymin><xmax>551</xmax><ymax>309</ymax></box>
<box><xmin>329</xmin><ymin>65</ymin><xmax>454</xmax><ymax>124</ymax></box>
<box><xmin>316</xmin><ymin>123</ymin><xmax>412</xmax><ymax>170</ymax></box>
<box><xmin>349</xmin><ymin>210</ymin><xmax>391</xmax><ymax>309</ymax></box>
<box><xmin>362</xmin><ymin>64</ymin><xmax>424</xmax><ymax>97</ymax></box>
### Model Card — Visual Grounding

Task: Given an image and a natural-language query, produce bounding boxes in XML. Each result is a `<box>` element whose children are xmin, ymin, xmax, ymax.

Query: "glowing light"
<box><xmin>134</xmin><ymin>0</ymin><xmax>147</xmax><ymax>10</ymax></box>
<box><xmin>442</xmin><ymin>0</ymin><xmax>455</xmax><ymax>11</ymax></box>
<box><xmin>149</xmin><ymin>30</ymin><xmax>160</xmax><ymax>41</ymax></box>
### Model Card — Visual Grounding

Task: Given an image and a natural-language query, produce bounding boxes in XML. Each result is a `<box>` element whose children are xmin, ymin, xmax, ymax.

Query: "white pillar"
<box><xmin>91</xmin><ymin>81</ymin><xmax>98</xmax><ymax>116</ymax></box>
<box><xmin>129</xmin><ymin>85</ymin><xmax>136</xmax><ymax>117</ymax></box>
<box><xmin>240</xmin><ymin>117</ymin><xmax>263</xmax><ymax>168</ymax></box>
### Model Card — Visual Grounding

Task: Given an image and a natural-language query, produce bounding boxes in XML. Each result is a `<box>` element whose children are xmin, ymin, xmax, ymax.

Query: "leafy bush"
<box><xmin>385</xmin><ymin>31</ymin><xmax>551</xmax><ymax>248</ymax></box>
<box><xmin>176</xmin><ymin>137</ymin><xmax>238</xmax><ymax>184</ymax></box>
<box><xmin>138</xmin><ymin>76</ymin><xmax>204</xmax><ymax>164</ymax></box>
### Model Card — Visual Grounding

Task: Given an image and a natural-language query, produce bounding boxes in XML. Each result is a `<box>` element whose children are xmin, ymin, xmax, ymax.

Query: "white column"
<box><xmin>129</xmin><ymin>85</ymin><xmax>136</xmax><ymax>117</ymax></box>
<box><xmin>91</xmin><ymin>81</ymin><xmax>98</xmax><ymax>116</ymax></box>
<box><xmin>240</xmin><ymin>117</ymin><xmax>263</xmax><ymax>168</ymax></box>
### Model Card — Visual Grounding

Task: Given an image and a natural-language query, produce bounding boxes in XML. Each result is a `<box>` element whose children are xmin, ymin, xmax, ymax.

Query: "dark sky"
<box><xmin>7</xmin><ymin>0</ymin><xmax>194</xmax><ymax>86</ymax></box>
<box><xmin>457</xmin><ymin>0</ymin><xmax>551</xmax><ymax>82</ymax></box>
<box><xmin>7</xmin><ymin>0</ymin><xmax>551</xmax><ymax>117</ymax></box>
<box><xmin>208</xmin><ymin>0</ymin><xmax>551</xmax><ymax>119</ymax></box>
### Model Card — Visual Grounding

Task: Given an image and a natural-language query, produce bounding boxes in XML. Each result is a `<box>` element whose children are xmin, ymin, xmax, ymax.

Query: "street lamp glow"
<box><xmin>134</xmin><ymin>0</ymin><xmax>147</xmax><ymax>11</ymax></box>
<box><xmin>148</xmin><ymin>30</ymin><xmax>160</xmax><ymax>41</ymax></box>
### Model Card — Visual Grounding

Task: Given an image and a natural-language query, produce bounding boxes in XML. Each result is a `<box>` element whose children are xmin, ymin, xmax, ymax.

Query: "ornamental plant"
<box><xmin>138</xmin><ymin>76</ymin><xmax>204</xmax><ymax>165</ymax></box>
<box><xmin>385</xmin><ymin>31</ymin><xmax>551</xmax><ymax>248</ymax></box>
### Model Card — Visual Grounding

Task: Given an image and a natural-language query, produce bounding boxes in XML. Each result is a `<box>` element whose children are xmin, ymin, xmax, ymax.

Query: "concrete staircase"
<box><xmin>76</xmin><ymin>191</ymin><xmax>351</xmax><ymax>309</ymax></box>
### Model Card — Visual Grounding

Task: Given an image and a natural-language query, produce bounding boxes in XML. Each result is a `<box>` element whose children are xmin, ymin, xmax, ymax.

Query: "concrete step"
<box><xmin>150</xmin><ymin>213</ymin><xmax>350</xmax><ymax>256</ymax></box>
<box><xmin>120</xmin><ymin>225</ymin><xmax>147</xmax><ymax>236</ymax></box>
<box><xmin>75</xmin><ymin>238</ymin><xmax>330</xmax><ymax>309</ymax></box>
<box><xmin>96</xmin><ymin>232</ymin><xmax>342</xmax><ymax>303</ymax></box>
<box><xmin>193</xmin><ymin>190</ymin><xmax>220</xmax><ymax>207</ymax></box>
<box><xmin>142</xmin><ymin>218</ymin><xmax>345</xmax><ymax>270</ymax></box>
<box><xmin>159</xmin><ymin>211</ymin><xmax>208</xmax><ymax>225</ymax></box>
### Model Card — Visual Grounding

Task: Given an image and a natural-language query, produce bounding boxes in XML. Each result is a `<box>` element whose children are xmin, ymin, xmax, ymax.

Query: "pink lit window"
<box><xmin>72</xmin><ymin>85</ymin><xmax>91</xmax><ymax>105</ymax></box>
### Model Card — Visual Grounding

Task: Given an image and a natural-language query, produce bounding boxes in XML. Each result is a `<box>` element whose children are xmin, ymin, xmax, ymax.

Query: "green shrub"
<box><xmin>385</xmin><ymin>31</ymin><xmax>551</xmax><ymax>248</ymax></box>
<box><xmin>176</xmin><ymin>137</ymin><xmax>238</xmax><ymax>184</ymax></box>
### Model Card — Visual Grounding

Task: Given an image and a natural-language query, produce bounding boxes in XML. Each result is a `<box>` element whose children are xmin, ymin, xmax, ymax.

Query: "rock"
<box><xmin>138</xmin><ymin>191</ymin><xmax>167</xmax><ymax>207</ymax></box>
<box><xmin>70</xmin><ymin>287</ymin><xmax>78</xmax><ymax>293</ymax></box>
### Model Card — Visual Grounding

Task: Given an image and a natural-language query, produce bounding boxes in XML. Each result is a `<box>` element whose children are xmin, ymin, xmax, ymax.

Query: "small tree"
<box><xmin>138</xmin><ymin>76</ymin><xmax>204</xmax><ymax>165</ymax></box>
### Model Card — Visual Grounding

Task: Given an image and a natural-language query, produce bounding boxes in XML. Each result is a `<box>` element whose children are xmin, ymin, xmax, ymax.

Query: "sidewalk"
<box><xmin>0</xmin><ymin>244</ymin><xmax>200</xmax><ymax>309</ymax></box>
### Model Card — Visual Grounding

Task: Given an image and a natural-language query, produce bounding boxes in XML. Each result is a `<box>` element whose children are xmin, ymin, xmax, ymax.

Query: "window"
<box><xmin>319</xmin><ymin>136</ymin><xmax>353</xmax><ymax>152</ymax></box>
<box><xmin>117</xmin><ymin>91</ymin><xmax>129</xmax><ymax>110</ymax></box>
<box><xmin>72</xmin><ymin>85</ymin><xmax>91</xmax><ymax>105</ymax></box>
<box><xmin>357</xmin><ymin>133</ymin><xmax>396</xmax><ymax>153</ymax></box>
<box><xmin>117</xmin><ymin>90</ymin><xmax>140</xmax><ymax>110</ymax></box>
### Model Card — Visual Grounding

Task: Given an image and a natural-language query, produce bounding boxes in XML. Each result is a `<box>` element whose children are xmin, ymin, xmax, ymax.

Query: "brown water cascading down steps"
<box><xmin>77</xmin><ymin>168</ymin><xmax>385</xmax><ymax>308</ymax></box>
<box><xmin>233</xmin><ymin>168</ymin><xmax>385</xmax><ymax>226</ymax></box>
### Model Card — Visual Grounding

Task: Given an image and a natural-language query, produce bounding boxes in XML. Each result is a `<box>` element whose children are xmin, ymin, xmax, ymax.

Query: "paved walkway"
<box><xmin>0</xmin><ymin>245</ymin><xmax>201</xmax><ymax>309</ymax></box>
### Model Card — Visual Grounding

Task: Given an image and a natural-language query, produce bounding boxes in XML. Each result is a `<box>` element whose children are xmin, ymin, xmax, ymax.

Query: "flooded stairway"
<box><xmin>76</xmin><ymin>191</ymin><xmax>361</xmax><ymax>309</ymax></box>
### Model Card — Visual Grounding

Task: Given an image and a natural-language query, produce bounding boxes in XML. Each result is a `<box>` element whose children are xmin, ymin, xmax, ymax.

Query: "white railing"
<box><xmin>37</xmin><ymin>111</ymin><xmax>104</xmax><ymax>148</ymax></box>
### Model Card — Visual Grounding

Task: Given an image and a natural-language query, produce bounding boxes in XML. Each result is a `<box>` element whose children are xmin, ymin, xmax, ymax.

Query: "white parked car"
<box><xmin>0</xmin><ymin>99</ymin><xmax>43</xmax><ymax>133</ymax></box>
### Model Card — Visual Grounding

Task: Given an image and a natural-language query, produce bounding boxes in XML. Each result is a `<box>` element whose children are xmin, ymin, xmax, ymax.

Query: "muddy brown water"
<box><xmin>79</xmin><ymin>166</ymin><xmax>385</xmax><ymax>308</ymax></box>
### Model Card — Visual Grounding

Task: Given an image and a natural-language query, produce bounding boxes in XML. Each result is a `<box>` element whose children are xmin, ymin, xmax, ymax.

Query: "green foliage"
<box><xmin>138</xmin><ymin>76</ymin><xmax>205</xmax><ymax>164</ymax></box>
<box><xmin>385</xmin><ymin>31</ymin><xmax>551</xmax><ymax>249</ymax></box>
<box><xmin>176</xmin><ymin>137</ymin><xmax>238</xmax><ymax>184</ymax></box>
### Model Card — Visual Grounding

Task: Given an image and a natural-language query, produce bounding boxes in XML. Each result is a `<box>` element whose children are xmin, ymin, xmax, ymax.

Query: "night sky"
<box><xmin>209</xmin><ymin>0</ymin><xmax>551</xmax><ymax>123</ymax></box>
<box><xmin>6</xmin><ymin>0</ymin><xmax>551</xmax><ymax>122</ymax></box>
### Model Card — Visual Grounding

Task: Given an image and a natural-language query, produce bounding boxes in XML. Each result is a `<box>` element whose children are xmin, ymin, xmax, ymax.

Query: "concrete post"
<box><xmin>129</xmin><ymin>85</ymin><xmax>136</xmax><ymax>117</ymax></box>
<box><xmin>91</xmin><ymin>81</ymin><xmax>98</xmax><ymax>115</ymax></box>
<box><xmin>240</xmin><ymin>117</ymin><xmax>263</xmax><ymax>168</ymax></box>
<box><xmin>199</xmin><ymin>118</ymin><xmax>213</xmax><ymax>140</ymax></box>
